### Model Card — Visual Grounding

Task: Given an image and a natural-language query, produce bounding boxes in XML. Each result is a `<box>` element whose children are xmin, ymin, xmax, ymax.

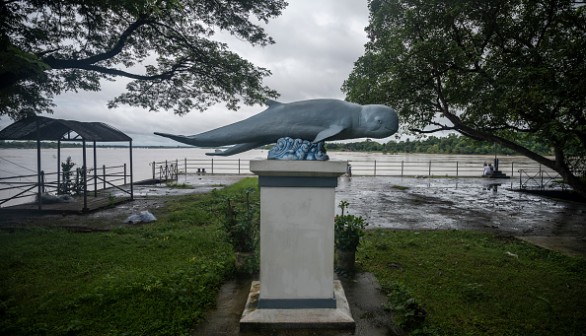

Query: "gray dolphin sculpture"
<box><xmin>154</xmin><ymin>99</ymin><xmax>399</xmax><ymax>156</ymax></box>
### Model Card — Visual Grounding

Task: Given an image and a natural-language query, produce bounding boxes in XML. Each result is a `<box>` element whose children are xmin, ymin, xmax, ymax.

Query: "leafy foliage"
<box><xmin>343</xmin><ymin>0</ymin><xmax>586</xmax><ymax>195</ymax></box>
<box><xmin>0</xmin><ymin>0</ymin><xmax>286</xmax><ymax>119</ymax></box>
<box><xmin>206</xmin><ymin>178</ymin><xmax>259</xmax><ymax>254</ymax></box>
<box><xmin>328</xmin><ymin>133</ymin><xmax>553</xmax><ymax>155</ymax></box>
<box><xmin>385</xmin><ymin>282</ymin><xmax>427</xmax><ymax>331</ymax></box>
<box><xmin>335</xmin><ymin>200</ymin><xmax>368</xmax><ymax>252</ymax></box>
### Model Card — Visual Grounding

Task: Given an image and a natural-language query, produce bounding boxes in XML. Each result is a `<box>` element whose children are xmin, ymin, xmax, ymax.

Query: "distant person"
<box><xmin>346</xmin><ymin>163</ymin><xmax>352</xmax><ymax>177</ymax></box>
<box><xmin>202</xmin><ymin>168</ymin><xmax>207</xmax><ymax>175</ymax></box>
<box><xmin>482</xmin><ymin>162</ymin><xmax>491</xmax><ymax>176</ymax></box>
<box><xmin>488</xmin><ymin>163</ymin><xmax>494</xmax><ymax>176</ymax></box>
<box><xmin>197</xmin><ymin>168</ymin><xmax>201</xmax><ymax>175</ymax></box>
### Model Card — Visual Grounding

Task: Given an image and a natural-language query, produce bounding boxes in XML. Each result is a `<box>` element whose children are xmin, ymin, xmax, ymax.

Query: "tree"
<box><xmin>343</xmin><ymin>0</ymin><xmax>586</xmax><ymax>196</ymax></box>
<box><xmin>0</xmin><ymin>0</ymin><xmax>287</xmax><ymax>120</ymax></box>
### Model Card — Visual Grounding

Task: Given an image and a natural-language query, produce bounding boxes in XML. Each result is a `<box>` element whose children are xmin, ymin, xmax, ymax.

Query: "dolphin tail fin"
<box><xmin>206</xmin><ymin>142</ymin><xmax>263</xmax><ymax>156</ymax></box>
<box><xmin>265</xmin><ymin>99</ymin><xmax>283</xmax><ymax>108</ymax></box>
<box><xmin>154</xmin><ymin>132</ymin><xmax>200</xmax><ymax>146</ymax></box>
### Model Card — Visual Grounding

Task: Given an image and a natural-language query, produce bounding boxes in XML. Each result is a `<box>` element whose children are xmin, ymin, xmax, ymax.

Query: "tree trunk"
<box><xmin>445</xmin><ymin>112</ymin><xmax>586</xmax><ymax>198</ymax></box>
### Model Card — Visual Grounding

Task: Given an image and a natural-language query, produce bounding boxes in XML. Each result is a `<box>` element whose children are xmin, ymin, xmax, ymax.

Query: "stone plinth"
<box><xmin>241</xmin><ymin>160</ymin><xmax>354</xmax><ymax>331</ymax></box>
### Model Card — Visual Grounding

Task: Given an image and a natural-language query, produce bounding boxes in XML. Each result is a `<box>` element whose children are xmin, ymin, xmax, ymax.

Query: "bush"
<box><xmin>335</xmin><ymin>200</ymin><xmax>368</xmax><ymax>252</ymax></box>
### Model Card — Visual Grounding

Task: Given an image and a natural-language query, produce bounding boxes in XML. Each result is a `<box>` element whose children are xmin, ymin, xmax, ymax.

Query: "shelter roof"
<box><xmin>0</xmin><ymin>116</ymin><xmax>132</xmax><ymax>142</ymax></box>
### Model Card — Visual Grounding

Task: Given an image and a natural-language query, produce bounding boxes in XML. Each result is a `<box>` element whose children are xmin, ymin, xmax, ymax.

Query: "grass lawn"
<box><xmin>0</xmin><ymin>178</ymin><xmax>259</xmax><ymax>336</ymax></box>
<box><xmin>2</xmin><ymin>176</ymin><xmax>584</xmax><ymax>336</ymax></box>
<box><xmin>359</xmin><ymin>229</ymin><xmax>586</xmax><ymax>335</ymax></box>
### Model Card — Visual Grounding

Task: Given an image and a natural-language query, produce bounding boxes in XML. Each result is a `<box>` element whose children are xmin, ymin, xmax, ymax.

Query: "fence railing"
<box><xmin>517</xmin><ymin>169</ymin><xmax>566</xmax><ymax>190</ymax></box>
<box><xmin>150</xmin><ymin>157</ymin><xmax>558</xmax><ymax>178</ymax></box>
<box><xmin>0</xmin><ymin>164</ymin><xmax>132</xmax><ymax>207</ymax></box>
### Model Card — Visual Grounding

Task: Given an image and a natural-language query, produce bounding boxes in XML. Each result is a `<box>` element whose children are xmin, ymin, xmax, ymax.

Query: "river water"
<box><xmin>0</xmin><ymin>147</ymin><xmax>552</xmax><ymax>180</ymax></box>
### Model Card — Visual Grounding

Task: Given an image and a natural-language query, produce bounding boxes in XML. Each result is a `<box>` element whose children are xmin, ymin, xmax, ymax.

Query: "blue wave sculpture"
<box><xmin>267</xmin><ymin>137</ymin><xmax>329</xmax><ymax>161</ymax></box>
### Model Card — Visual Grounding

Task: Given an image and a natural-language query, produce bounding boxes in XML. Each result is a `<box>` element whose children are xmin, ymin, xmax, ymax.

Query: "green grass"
<box><xmin>0</xmin><ymin>178</ymin><xmax>259</xmax><ymax>336</ymax></box>
<box><xmin>359</xmin><ymin>230</ymin><xmax>586</xmax><ymax>335</ymax></box>
<box><xmin>4</xmin><ymin>177</ymin><xmax>584</xmax><ymax>336</ymax></box>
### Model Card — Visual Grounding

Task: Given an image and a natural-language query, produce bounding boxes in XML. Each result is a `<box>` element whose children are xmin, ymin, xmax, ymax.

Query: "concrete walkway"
<box><xmin>193</xmin><ymin>273</ymin><xmax>399</xmax><ymax>336</ymax></box>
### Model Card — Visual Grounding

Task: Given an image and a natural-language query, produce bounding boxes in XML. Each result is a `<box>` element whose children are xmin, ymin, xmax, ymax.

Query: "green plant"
<box><xmin>335</xmin><ymin>201</ymin><xmax>368</xmax><ymax>252</ymax></box>
<box><xmin>384</xmin><ymin>282</ymin><xmax>427</xmax><ymax>331</ymax></box>
<box><xmin>57</xmin><ymin>156</ymin><xmax>75</xmax><ymax>195</ymax></box>
<box><xmin>214</xmin><ymin>187</ymin><xmax>259</xmax><ymax>253</ymax></box>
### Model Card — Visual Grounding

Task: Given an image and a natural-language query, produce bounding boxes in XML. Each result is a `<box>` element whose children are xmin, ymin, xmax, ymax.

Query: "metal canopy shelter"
<box><xmin>0</xmin><ymin>115</ymin><xmax>133</xmax><ymax>211</ymax></box>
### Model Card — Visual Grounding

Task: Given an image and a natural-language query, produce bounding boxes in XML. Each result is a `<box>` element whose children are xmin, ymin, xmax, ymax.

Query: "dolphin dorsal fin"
<box><xmin>266</xmin><ymin>99</ymin><xmax>283</xmax><ymax>108</ymax></box>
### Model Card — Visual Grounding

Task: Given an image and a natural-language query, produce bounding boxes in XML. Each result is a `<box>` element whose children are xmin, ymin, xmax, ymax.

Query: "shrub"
<box><xmin>335</xmin><ymin>200</ymin><xmax>368</xmax><ymax>252</ymax></box>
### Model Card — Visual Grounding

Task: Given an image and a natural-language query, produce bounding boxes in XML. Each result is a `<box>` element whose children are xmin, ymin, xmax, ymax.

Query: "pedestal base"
<box><xmin>239</xmin><ymin>281</ymin><xmax>355</xmax><ymax>332</ymax></box>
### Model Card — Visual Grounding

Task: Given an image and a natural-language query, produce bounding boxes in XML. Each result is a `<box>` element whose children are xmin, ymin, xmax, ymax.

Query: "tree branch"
<box><xmin>71</xmin><ymin>63</ymin><xmax>182</xmax><ymax>81</ymax></box>
<box><xmin>43</xmin><ymin>16</ymin><xmax>148</xmax><ymax>68</ymax></box>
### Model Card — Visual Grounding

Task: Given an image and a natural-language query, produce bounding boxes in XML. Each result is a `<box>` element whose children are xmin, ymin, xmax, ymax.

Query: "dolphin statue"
<box><xmin>154</xmin><ymin>99</ymin><xmax>399</xmax><ymax>156</ymax></box>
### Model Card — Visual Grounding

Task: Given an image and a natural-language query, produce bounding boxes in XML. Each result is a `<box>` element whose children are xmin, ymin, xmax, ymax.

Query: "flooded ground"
<box><xmin>335</xmin><ymin>176</ymin><xmax>586</xmax><ymax>238</ymax></box>
<box><xmin>140</xmin><ymin>174</ymin><xmax>585</xmax><ymax>239</ymax></box>
<box><xmin>4</xmin><ymin>174</ymin><xmax>584</xmax><ymax>254</ymax></box>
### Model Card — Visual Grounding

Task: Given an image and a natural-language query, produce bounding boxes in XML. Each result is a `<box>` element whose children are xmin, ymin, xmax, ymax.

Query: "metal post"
<box><xmin>129</xmin><ymin>140</ymin><xmax>134</xmax><ymax>200</ymax></box>
<box><xmin>511</xmin><ymin>162</ymin><xmax>514</xmax><ymax>178</ymax></box>
<box><xmin>57</xmin><ymin>140</ymin><xmax>61</xmax><ymax>194</ymax></box>
<box><xmin>152</xmin><ymin>161</ymin><xmax>155</xmax><ymax>180</ymax></box>
<box><xmin>374</xmin><ymin>160</ymin><xmax>377</xmax><ymax>177</ymax></box>
<box><xmin>519</xmin><ymin>169</ymin><xmax>522</xmax><ymax>189</ymax></box>
<box><xmin>82</xmin><ymin>140</ymin><xmax>88</xmax><ymax>212</ymax></box>
<box><xmin>103</xmin><ymin>165</ymin><xmax>106</xmax><ymax>190</ymax></box>
<box><xmin>211</xmin><ymin>158</ymin><xmax>214</xmax><ymax>175</ymax></box>
<box><xmin>184</xmin><ymin>158</ymin><xmax>187</xmax><ymax>175</ymax></box>
<box><xmin>124</xmin><ymin>163</ymin><xmax>127</xmax><ymax>185</ymax></box>
<box><xmin>428</xmin><ymin>161</ymin><xmax>432</xmax><ymax>177</ymax></box>
<box><xmin>36</xmin><ymin>118</ymin><xmax>42</xmax><ymax>210</ymax></box>
<box><xmin>456</xmin><ymin>161</ymin><xmax>459</xmax><ymax>177</ymax></box>
<box><xmin>165</xmin><ymin>160</ymin><xmax>168</xmax><ymax>180</ymax></box>
<box><xmin>93</xmin><ymin>141</ymin><xmax>97</xmax><ymax>197</ymax></box>
<box><xmin>238</xmin><ymin>159</ymin><xmax>241</xmax><ymax>175</ymax></box>
<box><xmin>401</xmin><ymin>161</ymin><xmax>404</xmax><ymax>177</ymax></box>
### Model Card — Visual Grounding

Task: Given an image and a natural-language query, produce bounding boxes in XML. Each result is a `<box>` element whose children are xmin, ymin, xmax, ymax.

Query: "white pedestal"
<box><xmin>240</xmin><ymin>160</ymin><xmax>354</xmax><ymax>331</ymax></box>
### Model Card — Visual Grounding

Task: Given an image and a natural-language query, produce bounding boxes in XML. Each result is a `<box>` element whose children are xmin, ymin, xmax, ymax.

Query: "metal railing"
<box><xmin>150</xmin><ymin>157</ymin><xmax>557</xmax><ymax>178</ymax></box>
<box><xmin>0</xmin><ymin>164</ymin><xmax>132</xmax><ymax>207</ymax></box>
<box><xmin>150</xmin><ymin>160</ymin><xmax>179</xmax><ymax>181</ymax></box>
<box><xmin>517</xmin><ymin>169</ymin><xmax>565</xmax><ymax>190</ymax></box>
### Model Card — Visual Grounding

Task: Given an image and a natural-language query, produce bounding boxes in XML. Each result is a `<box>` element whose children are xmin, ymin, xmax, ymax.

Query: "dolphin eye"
<box><xmin>377</xmin><ymin>119</ymin><xmax>382</xmax><ymax>124</ymax></box>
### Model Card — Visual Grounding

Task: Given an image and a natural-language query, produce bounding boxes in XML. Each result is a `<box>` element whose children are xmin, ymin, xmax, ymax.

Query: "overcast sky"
<box><xmin>3</xmin><ymin>1</ymin><xmax>375</xmax><ymax>146</ymax></box>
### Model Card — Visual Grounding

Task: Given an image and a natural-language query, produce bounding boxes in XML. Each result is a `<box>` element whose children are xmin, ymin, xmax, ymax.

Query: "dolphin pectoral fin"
<box><xmin>206</xmin><ymin>142</ymin><xmax>263</xmax><ymax>156</ymax></box>
<box><xmin>154</xmin><ymin>132</ymin><xmax>199</xmax><ymax>146</ymax></box>
<box><xmin>312</xmin><ymin>125</ymin><xmax>345</xmax><ymax>143</ymax></box>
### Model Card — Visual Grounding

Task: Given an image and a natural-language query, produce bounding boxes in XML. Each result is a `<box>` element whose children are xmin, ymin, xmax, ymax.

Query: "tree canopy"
<box><xmin>0</xmin><ymin>0</ymin><xmax>287</xmax><ymax>120</ymax></box>
<box><xmin>343</xmin><ymin>0</ymin><xmax>586</xmax><ymax>195</ymax></box>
